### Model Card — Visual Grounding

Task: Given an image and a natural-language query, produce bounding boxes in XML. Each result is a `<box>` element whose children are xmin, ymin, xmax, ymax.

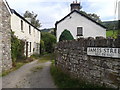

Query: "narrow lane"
<box><xmin>2</xmin><ymin>60</ymin><xmax>56</xmax><ymax>88</ymax></box>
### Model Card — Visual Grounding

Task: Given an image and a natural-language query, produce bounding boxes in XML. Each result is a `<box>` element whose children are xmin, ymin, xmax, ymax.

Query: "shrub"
<box><xmin>11</xmin><ymin>31</ymin><xmax>25</xmax><ymax>66</ymax></box>
<box><xmin>59</xmin><ymin>29</ymin><xmax>74</xmax><ymax>42</ymax></box>
<box><xmin>41</xmin><ymin>32</ymin><xmax>56</xmax><ymax>53</ymax></box>
<box><xmin>40</xmin><ymin>40</ymin><xmax>45</xmax><ymax>54</ymax></box>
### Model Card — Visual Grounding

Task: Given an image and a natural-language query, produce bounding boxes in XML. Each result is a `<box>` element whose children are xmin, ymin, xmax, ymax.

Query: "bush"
<box><xmin>40</xmin><ymin>40</ymin><xmax>45</xmax><ymax>54</ymax></box>
<box><xmin>41</xmin><ymin>32</ymin><xmax>56</xmax><ymax>53</ymax></box>
<box><xmin>59</xmin><ymin>29</ymin><xmax>74</xmax><ymax>41</ymax></box>
<box><xmin>11</xmin><ymin>32</ymin><xmax>25</xmax><ymax>66</ymax></box>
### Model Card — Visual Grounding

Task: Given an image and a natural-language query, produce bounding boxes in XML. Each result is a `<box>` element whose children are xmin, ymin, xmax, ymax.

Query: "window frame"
<box><xmin>29</xmin><ymin>25</ymin><xmax>31</xmax><ymax>34</ymax></box>
<box><xmin>21</xmin><ymin>20</ymin><xmax>23</xmax><ymax>31</ymax></box>
<box><xmin>30</xmin><ymin>42</ymin><xmax>31</xmax><ymax>52</ymax></box>
<box><xmin>77</xmin><ymin>27</ymin><xmax>83</xmax><ymax>36</ymax></box>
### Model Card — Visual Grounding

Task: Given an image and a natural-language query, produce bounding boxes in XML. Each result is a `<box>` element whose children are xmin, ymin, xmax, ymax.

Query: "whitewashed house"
<box><xmin>55</xmin><ymin>1</ymin><xmax>106</xmax><ymax>42</ymax></box>
<box><xmin>3</xmin><ymin>0</ymin><xmax>41</xmax><ymax>57</ymax></box>
<box><xmin>10</xmin><ymin>9</ymin><xmax>41</xmax><ymax>57</ymax></box>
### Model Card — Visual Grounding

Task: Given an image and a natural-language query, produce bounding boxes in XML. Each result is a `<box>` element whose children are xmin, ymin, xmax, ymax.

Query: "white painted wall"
<box><xmin>11</xmin><ymin>13</ymin><xmax>41</xmax><ymax>57</ymax></box>
<box><xmin>56</xmin><ymin>12</ymin><xmax>106</xmax><ymax>42</ymax></box>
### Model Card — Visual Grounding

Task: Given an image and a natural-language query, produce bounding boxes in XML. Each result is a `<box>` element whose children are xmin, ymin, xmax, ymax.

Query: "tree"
<box><xmin>59</xmin><ymin>29</ymin><xmax>74</xmax><ymax>42</ymax></box>
<box><xmin>40</xmin><ymin>40</ymin><xmax>45</xmax><ymax>54</ymax></box>
<box><xmin>41</xmin><ymin>32</ymin><xmax>56</xmax><ymax>53</ymax></box>
<box><xmin>80</xmin><ymin>11</ymin><xmax>101</xmax><ymax>23</ymax></box>
<box><xmin>23</xmin><ymin>11</ymin><xmax>41</xmax><ymax>28</ymax></box>
<box><xmin>88</xmin><ymin>13</ymin><xmax>101</xmax><ymax>23</ymax></box>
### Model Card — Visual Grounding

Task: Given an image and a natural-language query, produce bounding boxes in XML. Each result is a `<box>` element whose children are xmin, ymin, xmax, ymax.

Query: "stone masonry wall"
<box><xmin>55</xmin><ymin>37</ymin><xmax>120</xmax><ymax>88</ymax></box>
<box><xmin>0</xmin><ymin>0</ymin><xmax>12</xmax><ymax>72</ymax></box>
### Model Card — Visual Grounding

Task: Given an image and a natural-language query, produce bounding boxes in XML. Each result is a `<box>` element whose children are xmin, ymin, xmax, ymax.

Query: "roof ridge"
<box><xmin>11</xmin><ymin>9</ymin><xmax>41</xmax><ymax>32</ymax></box>
<box><xmin>56</xmin><ymin>10</ymin><xmax>106</xmax><ymax>29</ymax></box>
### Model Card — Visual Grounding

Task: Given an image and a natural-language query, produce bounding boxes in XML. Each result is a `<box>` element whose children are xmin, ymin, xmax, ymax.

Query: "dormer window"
<box><xmin>77</xmin><ymin>27</ymin><xmax>83</xmax><ymax>36</ymax></box>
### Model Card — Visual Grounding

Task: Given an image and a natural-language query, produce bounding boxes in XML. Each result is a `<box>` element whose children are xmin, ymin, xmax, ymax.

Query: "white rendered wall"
<box><xmin>11</xmin><ymin>13</ymin><xmax>41</xmax><ymax>57</ymax></box>
<box><xmin>57</xmin><ymin>12</ymin><xmax>106</xmax><ymax>42</ymax></box>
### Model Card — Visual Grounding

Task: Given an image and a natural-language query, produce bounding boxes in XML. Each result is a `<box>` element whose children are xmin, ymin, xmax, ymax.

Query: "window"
<box><xmin>21</xmin><ymin>20</ymin><xmax>23</xmax><ymax>31</ymax></box>
<box><xmin>29</xmin><ymin>25</ymin><xmax>31</xmax><ymax>34</ymax></box>
<box><xmin>30</xmin><ymin>42</ymin><xmax>31</xmax><ymax>52</ymax></box>
<box><xmin>77</xmin><ymin>27</ymin><xmax>83</xmax><ymax>36</ymax></box>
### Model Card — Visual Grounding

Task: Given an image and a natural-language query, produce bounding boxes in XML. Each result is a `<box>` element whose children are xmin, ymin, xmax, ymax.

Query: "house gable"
<box><xmin>3</xmin><ymin>0</ymin><xmax>11</xmax><ymax>15</ymax></box>
<box><xmin>55</xmin><ymin>10</ymin><xmax>106</xmax><ymax>29</ymax></box>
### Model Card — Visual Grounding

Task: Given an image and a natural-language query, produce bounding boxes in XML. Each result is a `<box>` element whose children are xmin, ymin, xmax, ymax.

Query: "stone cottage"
<box><xmin>0</xmin><ymin>0</ymin><xmax>41</xmax><ymax>71</ymax></box>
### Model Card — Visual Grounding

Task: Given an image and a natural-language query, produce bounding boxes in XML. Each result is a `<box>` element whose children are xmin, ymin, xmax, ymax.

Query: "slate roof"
<box><xmin>55</xmin><ymin>10</ymin><xmax>106</xmax><ymax>29</ymax></box>
<box><xmin>4</xmin><ymin>0</ymin><xmax>41</xmax><ymax>32</ymax></box>
<box><xmin>11</xmin><ymin>9</ymin><xmax>41</xmax><ymax>32</ymax></box>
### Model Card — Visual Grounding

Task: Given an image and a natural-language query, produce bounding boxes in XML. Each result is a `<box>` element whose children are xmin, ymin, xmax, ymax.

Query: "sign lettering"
<box><xmin>87</xmin><ymin>47</ymin><xmax>120</xmax><ymax>58</ymax></box>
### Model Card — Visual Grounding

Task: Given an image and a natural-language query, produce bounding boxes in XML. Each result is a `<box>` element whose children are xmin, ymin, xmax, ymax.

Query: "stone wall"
<box><xmin>55</xmin><ymin>37</ymin><xmax>120</xmax><ymax>88</ymax></box>
<box><xmin>0</xmin><ymin>0</ymin><xmax>12</xmax><ymax>72</ymax></box>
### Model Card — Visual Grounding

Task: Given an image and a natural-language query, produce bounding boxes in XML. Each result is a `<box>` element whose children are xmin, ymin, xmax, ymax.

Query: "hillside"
<box><xmin>106</xmin><ymin>30</ymin><xmax>119</xmax><ymax>38</ymax></box>
<box><xmin>102</xmin><ymin>20</ymin><xmax>118</xmax><ymax>30</ymax></box>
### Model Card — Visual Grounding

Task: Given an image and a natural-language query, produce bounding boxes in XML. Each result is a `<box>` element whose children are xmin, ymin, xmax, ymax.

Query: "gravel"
<box><xmin>2</xmin><ymin>60</ymin><xmax>57</xmax><ymax>88</ymax></box>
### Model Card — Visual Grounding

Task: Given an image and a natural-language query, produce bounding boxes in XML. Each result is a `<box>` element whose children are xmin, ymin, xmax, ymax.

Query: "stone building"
<box><xmin>0</xmin><ymin>0</ymin><xmax>12</xmax><ymax>71</ymax></box>
<box><xmin>0</xmin><ymin>0</ymin><xmax>41</xmax><ymax>71</ymax></box>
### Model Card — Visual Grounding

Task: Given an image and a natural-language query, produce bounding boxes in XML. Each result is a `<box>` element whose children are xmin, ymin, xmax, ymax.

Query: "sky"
<box><xmin>6</xmin><ymin>0</ymin><xmax>120</xmax><ymax>29</ymax></box>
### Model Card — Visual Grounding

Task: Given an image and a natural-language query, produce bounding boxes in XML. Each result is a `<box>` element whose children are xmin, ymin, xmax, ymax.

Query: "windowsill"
<box><xmin>77</xmin><ymin>35</ymin><xmax>83</xmax><ymax>36</ymax></box>
<box><xmin>21</xmin><ymin>30</ymin><xmax>24</xmax><ymax>33</ymax></box>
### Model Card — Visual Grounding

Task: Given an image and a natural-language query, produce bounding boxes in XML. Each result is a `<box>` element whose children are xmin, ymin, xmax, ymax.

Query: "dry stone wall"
<box><xmin>0</xmin><ymin>0</ymin><xmax>12</xmax><ymax>72</ymax></box>
<box><xmin>55</xmin><ymin>37</ymin><xmax>120</xmax><ymax>88</ymax></box>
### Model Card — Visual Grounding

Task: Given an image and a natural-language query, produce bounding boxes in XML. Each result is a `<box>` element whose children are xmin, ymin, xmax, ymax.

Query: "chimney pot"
<box><xmin>70</xmin><ymin>1</ymin><xmax>81</xmax><ymax>11</ymax></box>
<box><xmin>76</xmin><ymin>0</ymin><xmax>77</xmax><ymax>3</ymax></box>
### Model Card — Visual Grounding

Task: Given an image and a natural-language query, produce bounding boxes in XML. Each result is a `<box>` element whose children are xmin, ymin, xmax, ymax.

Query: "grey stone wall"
<box><xmin>55</xmin><ymin>37</ymin><xmax>120</xmax><ymax>88</ymax></box>
<box><xmin>0</xmin><ymin>0</ymin><xmax>12</xmax><ymax>72</ymax></box>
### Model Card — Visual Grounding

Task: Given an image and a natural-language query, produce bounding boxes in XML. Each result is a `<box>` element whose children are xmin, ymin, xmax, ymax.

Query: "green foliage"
<box><xmin>41</xmin><ymin>32</ymin><xmax>56</xmax><ymax>53</ymax></box>
<box><xmin>80</xmin><ymin>11</ymin><xmax>101</xmax><ymax>23</ymax></box>
<box><xmin>38</xmin><ymin>53</ymin><xmax>55</xmax><ymax>63</ymax></box>
<box><xmin>59</xmin><ymin>29</ymin><xmax>74</xmax><ymax>42</ymax></box>
<box><xmin>106</xmin><ymin>30</ymin><xmax>118</xmax><ymax>39</ymax></box>
<box><xmin>102</xmin><ymin>21</ymin><xmax>118</xmax><ymax>30</ymax></box>
<box><xmin>50</xmin><ymin>62</ymin><xmax>106</xmax><ymax>88</ymax></box>
<box><xmin>11</xmin><ymin>32</ymin><xmax>25</xmax><ymax>66</ymax></box>
<box><xmin>40</xmin><ymin>40</ymin><xmax>45</xmax><ymax>54</ymax></box>
<box><xmin>23</xmin><ymin>11</ymin><xmax>41</xmax><ymax>28</ymax></box>
<box><xmin>1</xmin><ymin>62</ymin><xmax>26</xmax><ymax>77</ymax></box>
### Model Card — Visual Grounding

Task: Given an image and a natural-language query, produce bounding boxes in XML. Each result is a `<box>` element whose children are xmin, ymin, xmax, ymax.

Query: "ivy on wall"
<box><xmin>11</xmin><ymin>31</ymin><xmax>25</xmax><ymax>66</ymax></box>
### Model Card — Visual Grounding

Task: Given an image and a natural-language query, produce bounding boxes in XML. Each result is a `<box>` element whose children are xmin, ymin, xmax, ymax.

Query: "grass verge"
<box><xmin>1</xmin><ymin>62</ymin><xmax>26</xmax><ymax>77</ymax></box>
<box><xmin>1</xmin><ymin>57</ymin><xmax>35</xmax><ymax>77</ymax></box>
<box><xmin>38</xmin><ymin>53</ymin><xmax>55</xmax><ymax>63</ymax></box>
<box><xmin>50</xmin><ymin>60</ymin><xmax>107</xmax><ymax>89</ymax></box>
<box><xmin>106</xmin><ymin>30</ymin><xmax>118</xmax><ymax>38</ymax></box>
<box><xmin>30</xmin><ymin>66</ymin><xmax>43</xmax><ymax>72</ymax></box>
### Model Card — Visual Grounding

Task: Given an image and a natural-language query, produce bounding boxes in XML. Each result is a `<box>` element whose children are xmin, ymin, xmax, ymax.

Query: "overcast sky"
<box><xmin>6</xmin><ymin>0</ymin><xmax>120</xmax><ymax>29</ymax></box>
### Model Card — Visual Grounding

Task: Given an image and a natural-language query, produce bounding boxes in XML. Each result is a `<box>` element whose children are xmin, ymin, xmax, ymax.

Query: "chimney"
<box><xmin>70</xmin><ymin>0</ymin><xmax>81</xmax><ymax>11</ymax></box>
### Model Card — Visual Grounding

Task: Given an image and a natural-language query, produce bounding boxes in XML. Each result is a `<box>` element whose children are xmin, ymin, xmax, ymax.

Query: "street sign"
<box><xmin>87</xmin><ymin>47</ymin><xmax>120</xmax><ymax>58</ymax></box>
